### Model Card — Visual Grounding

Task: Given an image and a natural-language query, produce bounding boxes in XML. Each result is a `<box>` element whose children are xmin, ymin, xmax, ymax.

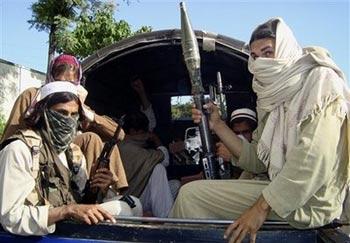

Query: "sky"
<box><xmin>0</xmin><ymin>0</ymin><xmax>349</xmax><ymax>79</ymax></box>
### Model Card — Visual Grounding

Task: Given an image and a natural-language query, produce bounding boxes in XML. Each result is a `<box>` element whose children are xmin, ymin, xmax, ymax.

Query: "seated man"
<box><xmin>131</xmin><ymin>77</ymin><xmax>181</xmax><ymax>200</ymax></box>
<box><xmin>228</xmin><ymin>108</ymin><xmax>257</xmax><ymax>142</ymax></box>
<box><xmin>0</xmin><ymin>82</ymin><xmax>140</xmax><ymax>236</ymax></box>
<box><xmin>171</xmin><ymin>17</ymin><xmax>349</xmax><ymax>243</ymax></box>
<box><xmin>118</xmin><ymin>110</ymin><xmax>174</xmax><ymax>218</ymax></box>
<box><xmin>0</xmin><ymin>54</ymin><xmax>128</xmax><ymax>194</ymax></box>
<box><xmin>216</xmin><ymin>108</ymin><xmax>267</xmax><ymax>180</ymax></box>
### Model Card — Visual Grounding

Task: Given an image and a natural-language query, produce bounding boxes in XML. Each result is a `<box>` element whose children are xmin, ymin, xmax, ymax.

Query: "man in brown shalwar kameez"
<box><xmin>119</xmin><ymin>110</ymin><xmax>174</xmax><ymax>218</ymax></box>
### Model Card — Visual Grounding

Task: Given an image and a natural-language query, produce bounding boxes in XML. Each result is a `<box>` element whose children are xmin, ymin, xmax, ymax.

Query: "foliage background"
<box><xmin>55</xmin><ymin>0</ymin><xmax>152</xmax><ymax>58</ymax></box>
<box><xmin>28</xmin><ymin>0</ymin><xmax>152</xmax><ymax>66</ymax></box>
<box><xmin>171</xmin><ymin>96</ymin><xmax>193</xmax><ymax>120</ymax></box>
<box><xmin>0</xmin><ymin>115</ymin><xmax>6</xmax><ymax>139</ymax></box>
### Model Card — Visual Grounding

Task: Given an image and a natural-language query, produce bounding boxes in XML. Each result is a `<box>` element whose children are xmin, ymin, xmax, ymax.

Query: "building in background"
<box><xmin>0</xmin><ymin>58</ymin><xmax>45</xmax><ymax>120</ymax></box>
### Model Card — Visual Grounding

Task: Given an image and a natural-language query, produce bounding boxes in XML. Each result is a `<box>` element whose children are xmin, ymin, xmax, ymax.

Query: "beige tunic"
<box><xmin>171</xmin><ymin>99</ymin><xmax>348</xmax><ymax>229</ymax></box>
<box><xmin>0</xmin><ymin>140</ymin><xmax>87</xmax><ymax>235</ymax></box>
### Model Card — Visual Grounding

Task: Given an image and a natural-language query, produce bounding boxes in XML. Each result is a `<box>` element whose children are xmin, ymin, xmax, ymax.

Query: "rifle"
<box><xmin>209</xmin><ymin>72</ymin><xmax>232</xmax><ymax>179</ymax></box>
<box><xmin>83</xmin><ymin>116</ymin><xmax>125</xmax><ymax>203</ymax></box>
<box><xmin>180</xmin><ymin>2</ymin><xmax>220</xmax><ymax>179</ymax></box>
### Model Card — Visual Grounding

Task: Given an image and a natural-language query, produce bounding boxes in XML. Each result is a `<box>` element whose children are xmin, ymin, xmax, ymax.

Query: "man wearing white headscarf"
<box><xmin>0</xmin><ymin>82</ymin><xmax>142</xmax><ymax>236</ymax></box>
<box><xmin>170</xmin><ymin>17</ymin><xmax>350</xmax><ymax>243</ymax></box>
<box><xmin>0</xmin><ymin>54</ymin><xmax>129</xmax><ymax>194</ymax></box>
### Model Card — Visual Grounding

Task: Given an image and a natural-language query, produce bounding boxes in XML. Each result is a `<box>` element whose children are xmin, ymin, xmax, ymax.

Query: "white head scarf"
<box><xmin>39</xmin><ymin>81</ymin><xmax>78</xmax><ymax>101</ymax></box>
<box><xmin>25</xmin><ymin>81</ymin><xmax>80</xmax><ymax>118</ymax></box>
<box><xmin>248</xmin><ymin>17</ymin><xmax>350</xmax><ymax>179</ymax></box>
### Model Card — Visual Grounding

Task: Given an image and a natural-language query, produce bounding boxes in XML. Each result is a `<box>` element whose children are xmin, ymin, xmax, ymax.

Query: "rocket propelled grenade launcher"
<box><xmin>180</xmin><ymin>2</ymin><xmax>219</xmax><ymax>179</ymax></box>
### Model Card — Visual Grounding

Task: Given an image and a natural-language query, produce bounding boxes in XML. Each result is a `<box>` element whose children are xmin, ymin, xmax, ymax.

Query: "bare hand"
<box><xmin>191</xmin><ymin>102</ymin><xmax>222</xmax><ymax>130</ymax></box>
<box><xmin>216</xmin><ymin>142</ymin><xmax>232</xmax><ymax>161</ymax></box>
<box><xmin>224</xmin><ymin>196</ymin><xmax>270</xmax><ymax>243</ymax></box>
<box><xmin>66</xmin><ymin>204</ymin><xmax>116</xmax><ymax>225</ymax></box>
<box><xmin>131</xmin><ymin>78</ymin><xmax>145</xmax><ymax>94</ymax></box>
<box><xmin>90</xmin><ymin>168</ymin><xmax>115</xmax><ymax>193</ymax></box>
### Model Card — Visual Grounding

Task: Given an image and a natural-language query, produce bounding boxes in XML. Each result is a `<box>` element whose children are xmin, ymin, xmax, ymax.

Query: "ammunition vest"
<box><xmin>3</xmin><ymin>130</ymin><xmax>84</xmax><ymax>207</ymax></box>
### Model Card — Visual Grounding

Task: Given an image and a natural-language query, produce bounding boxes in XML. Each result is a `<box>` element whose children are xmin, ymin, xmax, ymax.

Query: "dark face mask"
<box><xmin>44</xmin><ymin>109</ymin><xmax>79</xmax><ymax>153</ymax></box>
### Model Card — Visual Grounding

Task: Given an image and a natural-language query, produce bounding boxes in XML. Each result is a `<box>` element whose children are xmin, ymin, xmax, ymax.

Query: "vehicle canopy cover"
<box><xmin>82</xmin><ymin>29</ymin><xmax>255</xmax><ymax>143</ymax></box>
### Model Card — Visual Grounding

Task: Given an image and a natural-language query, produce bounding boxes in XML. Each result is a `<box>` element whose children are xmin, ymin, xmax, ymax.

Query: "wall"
<box><xmin>0</xmin><ymin>59</ymin><xmax>45</xmax><ymax>119</ymax></box>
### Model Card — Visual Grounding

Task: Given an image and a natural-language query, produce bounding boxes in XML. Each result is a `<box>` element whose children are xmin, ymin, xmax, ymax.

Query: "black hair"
<box><xmin>230</xmin><ymin>117</ymin><xmax>257</xmax><ymax>131</ymax></box>
<box><xmin>123</xmin><ymin>110</ymin><xmax>149</xmax><ymax>134</ymax></box>
<box><xmin>249</xmin><ymin>19</ymin><xmax>279</xmax><ymax>46</ymax></box>
<box><xmin>25</xmin><ymin>92</ymin><xmax>83</xmax><ymax>129</ymax></box>
<box><xmin>51</xmin><ymin>63</ymin><xmax>78</xmax><ymax>80</ymax></box>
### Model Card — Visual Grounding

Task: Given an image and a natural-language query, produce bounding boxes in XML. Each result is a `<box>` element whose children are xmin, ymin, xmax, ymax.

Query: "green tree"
<box><xmin>56</xmin><ymin>1</ymin><xmax>151</xmax><ymax>58</ymax></box>
<box><xmin>29</xmin><ymin>0</ymin><xmax>152</xmax><ymax>66</ymax></box>
<box><xmin>171</xmin><ymin>102</ymin><xmax>192</xmax><ymax>120</ymax></box>
<box><xmin>0</xmin><ymin>114</ymin><xmax>7</xmax><ymax>139</ymax></box>
<box><xmin>28</xmin><ymin>0</ymin><xmax>86</xmax><ymax>73</ymax></box>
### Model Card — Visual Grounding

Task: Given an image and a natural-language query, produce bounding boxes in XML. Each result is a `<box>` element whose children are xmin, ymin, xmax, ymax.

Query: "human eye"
<box><xmin>262</xmin><ymin>49</ymin><xmax>274</xmax><ymax>58</ymax></box>
<box><xmin>71</xmin><ymin>112</ymin><xmax>80</xmax><ymax>120</ymax></box>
